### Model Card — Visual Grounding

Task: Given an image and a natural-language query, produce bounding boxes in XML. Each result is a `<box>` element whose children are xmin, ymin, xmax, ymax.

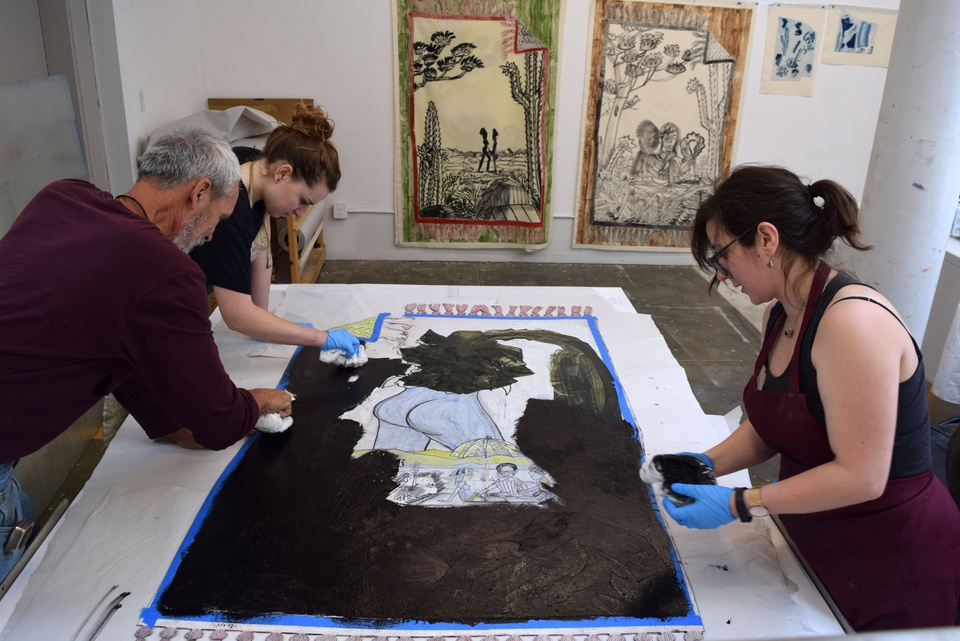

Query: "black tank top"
<box><xmin>762</xmin><ymin>270</ymin><xmax>932</xmax><ymax>478</ymax></box>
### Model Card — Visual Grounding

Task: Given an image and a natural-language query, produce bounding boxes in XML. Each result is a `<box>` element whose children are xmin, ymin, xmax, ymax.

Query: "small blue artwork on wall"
<box><xmin>835</xmin><ymin>11</ymin><xmax>877</xmax><ymax>55</ymax></box>
<box><xmin>773</xmin><ymin>17</ymin><xmax>817</xmax><ymax>81</ymax></box>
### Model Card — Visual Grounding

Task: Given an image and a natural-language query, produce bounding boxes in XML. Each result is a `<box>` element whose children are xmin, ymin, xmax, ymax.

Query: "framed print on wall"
<box><xmin>574</xmin><ymin>0</ymin><xmax>753</xmax><ymax>250</ymax></box>
<box><xmin>393</xmin><ymin>0</ymin><xmax>564</xmax><ymax>249</ymax></box>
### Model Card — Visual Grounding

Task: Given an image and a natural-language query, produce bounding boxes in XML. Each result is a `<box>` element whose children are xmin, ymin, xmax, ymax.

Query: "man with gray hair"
<box><xmin>0</xmin><ymin>128</ymin><xmax>292</xmax><ymax>581</ymax></box>
<box><xmin>132</xmin><ymin>127</ymin><xmax>242</xmax><ymax>251</ymax></box>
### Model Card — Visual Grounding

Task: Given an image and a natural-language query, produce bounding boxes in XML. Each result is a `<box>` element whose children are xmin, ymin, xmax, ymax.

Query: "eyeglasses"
<box><xmin>707</xmin><ymin>227</ymin><xmax>754</xmax><ymax>278</ymax></box>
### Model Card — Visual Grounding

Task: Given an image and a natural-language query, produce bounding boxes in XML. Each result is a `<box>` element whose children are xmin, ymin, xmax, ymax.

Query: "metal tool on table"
<box><xmin>0</xmin><ymin>498</ymin><xmax>69</xmax><ymax>600</ymax></box>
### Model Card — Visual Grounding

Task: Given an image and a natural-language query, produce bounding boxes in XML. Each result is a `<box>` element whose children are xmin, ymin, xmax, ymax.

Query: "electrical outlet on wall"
<box><xmin>332</xmin><ymin>203</ymin><xmax>348</xmax><ymax>219</ymax></box>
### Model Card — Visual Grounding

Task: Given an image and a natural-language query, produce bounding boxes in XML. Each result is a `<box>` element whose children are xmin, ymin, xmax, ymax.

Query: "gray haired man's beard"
<box><xmin>174</xmin><ymin>234</ymin><xmax>205</xmax><ymax>253</ymax></box>
<box><xmin>173</xmin><ymin>215</ymin><xmax>206</xmax><ymax>252</ymax></box>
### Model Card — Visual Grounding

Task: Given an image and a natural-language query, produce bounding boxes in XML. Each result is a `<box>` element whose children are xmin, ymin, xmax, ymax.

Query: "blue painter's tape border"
<box><xmin>140</xmin><ymin>430</ymin><xmax>258</xmax><ymax>627</ymax></box>
<box><xmin>141</xmin><ymin>313</ymin><xmax>701</xmax><ymax>630</ymax></box>
<box><xmin>361</xmin><ymin>312</ymin><xmax>390</xmax><ymax>342</ymax></box>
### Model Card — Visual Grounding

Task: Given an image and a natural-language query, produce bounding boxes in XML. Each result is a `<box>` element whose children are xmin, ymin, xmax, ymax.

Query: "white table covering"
<box><xmin>0</xmin><ymin>285</ymin><xmax>841</xmax><ymax>640</ymax></box>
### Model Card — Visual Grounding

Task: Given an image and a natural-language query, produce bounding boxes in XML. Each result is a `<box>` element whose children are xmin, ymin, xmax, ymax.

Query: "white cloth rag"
<box><xmin>256</xmin><ymin>414</ymin><xmax>293</xmax><ymax>433</ymax></box>
<box><xmin>255</xmin><ymin>390</ymin><xmax>296</xmax><ymax>433</ymax></box>
<box><xmin>319</xmin><ymin>343</ymin><xmax>368</xmax><ymax>368</ymax></box>
<box><xmin>639</xmin><ymin>459</ymin><xmax>665</xmax><ymax>497</ymax></box>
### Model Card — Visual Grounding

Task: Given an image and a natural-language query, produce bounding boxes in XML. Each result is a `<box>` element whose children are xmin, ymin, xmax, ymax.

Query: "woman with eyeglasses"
<box><xmin>651</xmin><ymin>164</ymin><xmax>960</xmax><ymax>630</ymax></box>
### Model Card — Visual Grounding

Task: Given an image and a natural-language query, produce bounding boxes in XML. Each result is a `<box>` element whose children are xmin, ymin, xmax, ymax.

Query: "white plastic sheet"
<box><xmin>0</xmin><ymin>285</ymin><xmax>842</xmax><ymax>640</ymax></box>
<box><xmin>933</xmin><ymin>301</ymin><xmax>960</xmax><ymax>404</ymax></box>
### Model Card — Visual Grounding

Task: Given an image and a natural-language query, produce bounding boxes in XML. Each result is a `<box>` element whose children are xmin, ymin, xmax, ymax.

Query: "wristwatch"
<box><xmin>733</xmin><ymin>487</ymin><xmax>752</xmax><ymax>523</ymax></box>
<box><xmin>747</xmin><ymin>487</ymin><xmax>769</xmax><ymax>518</ymax></box>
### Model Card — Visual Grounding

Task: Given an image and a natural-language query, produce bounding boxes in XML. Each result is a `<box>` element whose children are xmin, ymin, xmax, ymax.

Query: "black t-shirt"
<box><xmin>190</xmin><ymin>147</ymin><xmax>265</xmax><ymax>295</ymax></box>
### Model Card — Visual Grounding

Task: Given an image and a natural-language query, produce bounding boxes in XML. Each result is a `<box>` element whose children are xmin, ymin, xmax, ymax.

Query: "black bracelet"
<box><xmin>734</xmin><ymin>487</ymin><xmax>753</xmax><ymax>523</ymax></box>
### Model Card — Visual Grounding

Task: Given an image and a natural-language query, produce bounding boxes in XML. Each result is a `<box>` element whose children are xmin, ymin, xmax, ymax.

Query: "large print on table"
<box><xmin>574</xmin><ymin>0</ymin><xmax>752</xmax><ymax>250</ymax></box>
<box><xmin>141</xmin><ymin>313</ymin><xmax>702</xmax><ymax>638</ymax></box>
<box><xmin>392</xmin><ymin>0</ymin><xmax>562</xmax><ymax>249</ymax></box>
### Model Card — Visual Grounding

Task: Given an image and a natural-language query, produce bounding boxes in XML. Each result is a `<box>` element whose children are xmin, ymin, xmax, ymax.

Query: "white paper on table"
<box><xmin>247</xmin><ymin>341</ymin><xmax>299</xmax><ymax>358</ymax></box>
<box><xmin>602</xmin><ymin>311</ymin><xmax>720</xmax><ymax>450</ymax></box>
<box><xmin>90</xmin><ymin>419</ymin><xmax>245</xmax><ymax>493</ymax></box>
<box><xmin>265</xmin><ymin>284</ymin><xmax>634</xmax><ymax>360</ymax></box>
<box><xmin>591</xmin><ymin>287</ymin><xmax>635</xmax><ymax>312</ymax></box>
<box><xmin>0</xmin><ymin>485</ymin><xmax>207</xmax><ymax>640</ymax></box>
<box><xmin>0</xmin><ymin>284</ymin><xmax>845</xmax><ymax>640</ymax></box>
<box><xmin>292</xmin><ymin>283</ymin><xmax>634</xmax><ymax>320</ymax></box>
<box><xmin>273</xmin><ymin>287</ymin><xmax>376</xmax><ymax>330</ymax></box>
<box><xmin>666</xmin><ymin>506</ymin><xmax>812</xmax><ymax>639</ymax></box>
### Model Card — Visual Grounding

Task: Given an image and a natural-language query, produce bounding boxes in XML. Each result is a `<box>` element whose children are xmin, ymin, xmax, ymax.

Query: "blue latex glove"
<box><xmin>321</xmin><ymin>328</ymin><xmax>360</xmax><ymax>358</ymax></box>
<box><xmin>678</xmin><ymin>451</ymin><xmax>714</xmax><ymax>470</ymax></box>
<box><xmin>662</xmin><ymin>482</ymin><xmax>735</xmax><ymax>530</ymax></box>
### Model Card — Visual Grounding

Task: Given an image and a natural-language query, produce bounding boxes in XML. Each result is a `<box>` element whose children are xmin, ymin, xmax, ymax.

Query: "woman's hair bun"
<box><xmin>289</xmin><ymin>102</ymin><xmax>334</xmax><ymax>142</ymax></box>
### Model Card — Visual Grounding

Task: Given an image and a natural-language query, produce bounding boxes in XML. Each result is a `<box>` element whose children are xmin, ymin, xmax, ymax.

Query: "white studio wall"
<box><xmin>106</xmin><ymin>0</ymin><xmax>900</xmax><ymax>264</ymax></box>
<box><xmin>109</xmin><ymin>0</ymin><xmax>208</xmax><ymax>188</ymax></box>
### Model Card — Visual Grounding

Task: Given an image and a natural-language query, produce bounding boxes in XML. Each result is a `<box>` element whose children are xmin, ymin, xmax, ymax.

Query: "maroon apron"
<box><xmin>743</xmin><ymin>262</ymin><xmax>960</xmax><ymax>630</ymax></box>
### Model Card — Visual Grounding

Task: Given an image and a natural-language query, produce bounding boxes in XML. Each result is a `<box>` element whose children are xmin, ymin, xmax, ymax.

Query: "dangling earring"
<box><xmin>768</xmin><ymin>259</ymin><xmax>775</xmax><ymax>269</ymax></box>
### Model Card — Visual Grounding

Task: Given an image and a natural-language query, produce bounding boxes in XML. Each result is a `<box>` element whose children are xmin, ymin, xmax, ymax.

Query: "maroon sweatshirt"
<box><xmin>0</xmin><ymin>180</ymin><xmax>257</xmax><ymax>462</ymax></box>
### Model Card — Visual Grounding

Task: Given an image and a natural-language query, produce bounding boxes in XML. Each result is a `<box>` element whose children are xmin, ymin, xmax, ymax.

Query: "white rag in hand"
<box><xmin>255</xmin><ymin>413</ymin><xmax>293</xmax><ymax>433</ymax></box>
<box><xmin>639</xmin><ymin>459</ymin><xmax>665</xmax><ymax>496</ymax></box>
<box><xmin>319</xmin><ymin>343</ymin><xmax>368</xmax><ymax>368</ymax></box>
<box><xmin>255</xmin><ymin>390</ymin><xmax>296</xmax><ymax>433</ymax></box>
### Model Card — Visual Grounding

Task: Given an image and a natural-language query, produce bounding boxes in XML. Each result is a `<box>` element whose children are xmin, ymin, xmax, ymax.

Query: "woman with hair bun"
<box><xmin>647</xmin><ymin>165</ymin><xmax>960</xmax><ymax>630</ymax></box>
<box><xmin>190</xmin><ymin>102</ymin><xmax>359</xmax><ymax>358</ymax></box>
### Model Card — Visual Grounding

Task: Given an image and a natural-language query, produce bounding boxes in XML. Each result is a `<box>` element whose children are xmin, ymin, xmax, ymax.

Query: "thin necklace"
<box><xmin>783</xmin><ymin>314</ymin><xmax>796</xmax><ymax>337</ymax></box>
<box><xmin>116</xmin><ymin>194</ymin><xmax>149</xmax><ymax>221</ymax></box>
<box><xmin>248</xmin><ymin>161</ymin><xmax>255</xmax><ymax>207</ymax></box>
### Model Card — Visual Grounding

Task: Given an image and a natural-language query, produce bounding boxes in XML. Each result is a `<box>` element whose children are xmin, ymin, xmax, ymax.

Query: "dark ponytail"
<box><xmin>807</xmin><ymin>179</ymin><xmax>871</xmax><ymax>252</ymax></box>
<box><xmin>692</xmin><ymin>165</ymin><xmax>871</xmax><ymax>292</ymax></box>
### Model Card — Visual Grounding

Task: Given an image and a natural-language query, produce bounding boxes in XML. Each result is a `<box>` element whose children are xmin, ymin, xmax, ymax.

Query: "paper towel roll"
<box><xmin>277</xmin><ymin>222</ymin><xmax>305</xmax><ymax>252</ymax></box>
<box><xmin>277</xmin><ymin>203</ymin><xmax>323</xmax><ymax>254</ymax></box>
<box><xmin>933</xmin><ymin>301</ymin><xmax>960</xmax><ymax>404</ymax></box>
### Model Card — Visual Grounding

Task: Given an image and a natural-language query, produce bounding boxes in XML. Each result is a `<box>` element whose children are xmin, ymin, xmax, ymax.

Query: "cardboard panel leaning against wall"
<box><xmin>0</xmin><ymin>75</ymin><xmax>87</xmax><ymax>238</ymax></box>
